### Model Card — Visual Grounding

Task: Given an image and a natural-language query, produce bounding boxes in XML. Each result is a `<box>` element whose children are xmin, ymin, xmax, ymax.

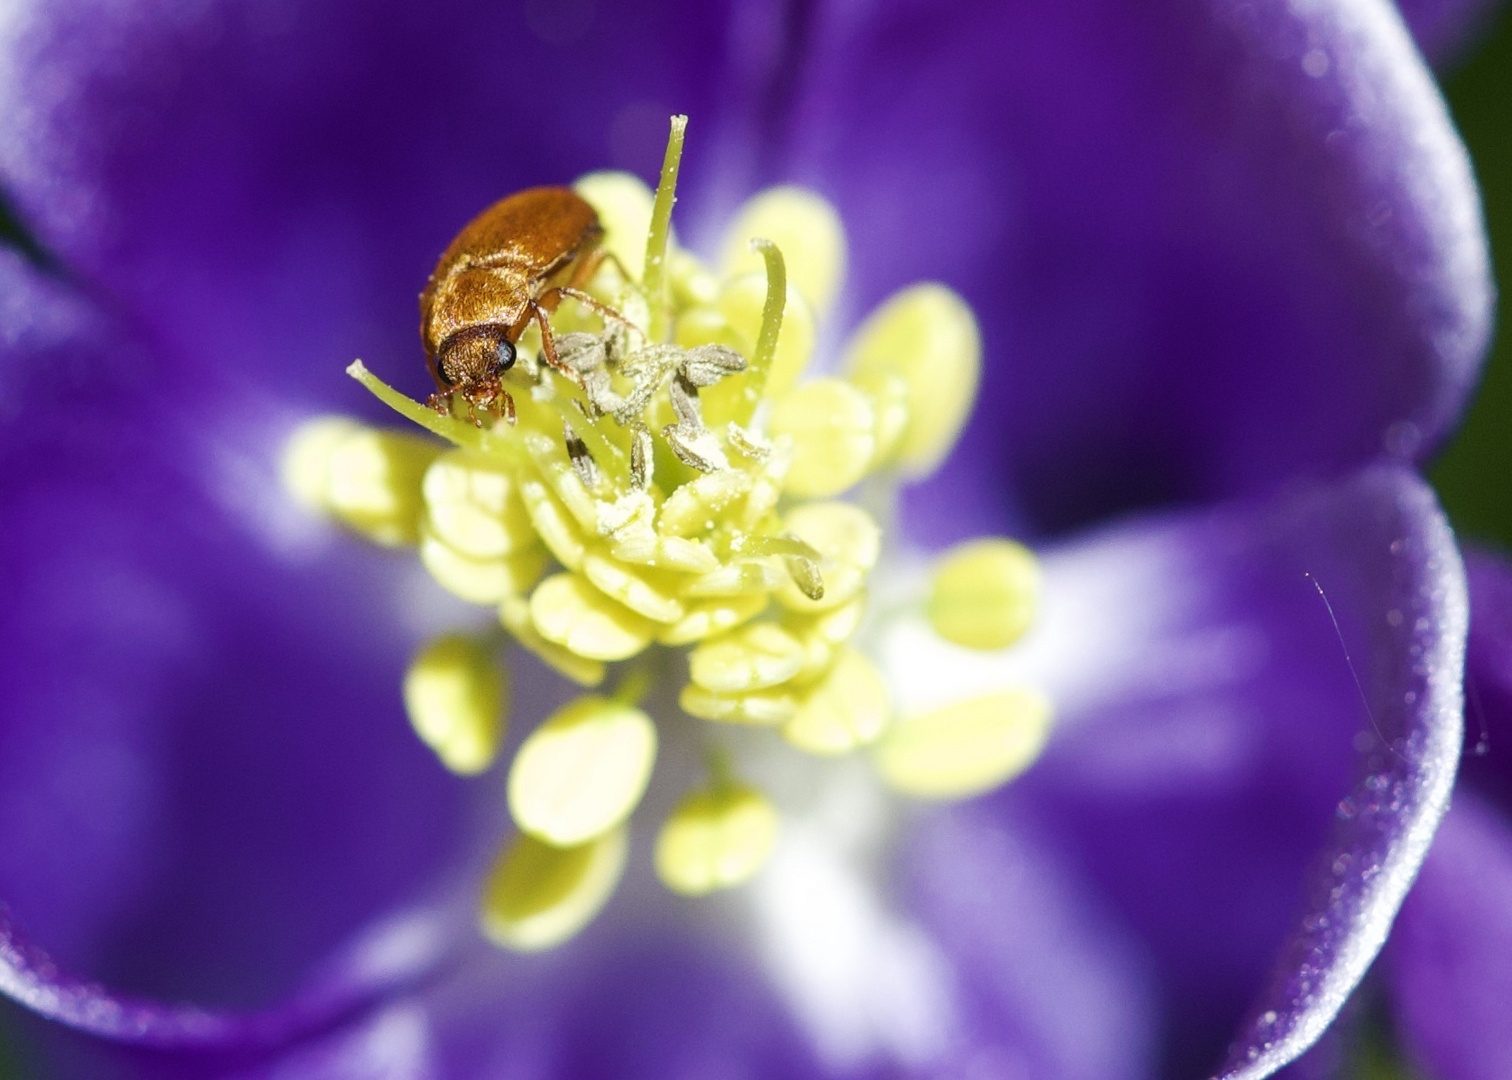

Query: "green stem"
<box><xmin>347</xmin><ymin>361</ymin><xmax>482</xmax><ymax>449</ymax></box>
<box><xmin>736</xmin><ymin>238</ymin><xmax>786</xmax><ymax>424</ymax></box>
<box><xmin>612</xmin><ymin>666</ymin><xmax>652</xmax><ymax>708</ymax></box>
<box><xmin>643</xmin><ymin>115</ymin><xmax>688</xmax><ymax>343</ymax></box>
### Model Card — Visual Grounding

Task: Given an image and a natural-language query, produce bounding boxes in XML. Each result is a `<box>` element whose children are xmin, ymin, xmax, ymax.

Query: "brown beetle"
<box><xmin>420</xmin><ymin>186</ymin><xmax>611</xmax><ymax>422</ymax></box>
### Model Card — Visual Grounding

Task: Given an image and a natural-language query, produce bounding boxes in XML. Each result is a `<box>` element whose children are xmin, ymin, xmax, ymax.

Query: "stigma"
<box><xmin>284</xmin><ymin>117</ymin><xmax>1051</xmax><ymax>951</ymax></box>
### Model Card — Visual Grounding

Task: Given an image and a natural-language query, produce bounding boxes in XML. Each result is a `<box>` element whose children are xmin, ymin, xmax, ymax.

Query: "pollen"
<box><xmin>294</xmin><ymin>116</ymin><xmax>1054</xmax><ymax>950</ymax></box>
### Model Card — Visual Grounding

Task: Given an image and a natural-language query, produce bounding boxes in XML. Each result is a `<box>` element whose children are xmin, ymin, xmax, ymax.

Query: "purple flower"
<box><xmin>0</xmin><ymin>0</ymin><xmax>1493</xmax><ymax>1077</ymax></box>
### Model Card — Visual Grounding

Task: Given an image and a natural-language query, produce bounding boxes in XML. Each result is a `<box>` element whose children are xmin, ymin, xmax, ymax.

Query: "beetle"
<box><xmin>420</xmin><ymin>186</ymin><xmax>616</xmax><ymax>423</ymax></box>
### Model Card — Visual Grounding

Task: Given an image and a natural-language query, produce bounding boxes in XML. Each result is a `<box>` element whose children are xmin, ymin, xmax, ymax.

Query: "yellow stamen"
<box><xmin>655</xmin><ymin>783</ymin><xmax>779</xmax><ymax>896</ymax></box>
<box><xmin>843</xmin><ymin>283</ymin><xmax>981</xmax><ymax>476</ymax></box>
<box><xmin>282</xmin><ymin>416</ymin><xmax>361</xmax><ymax>511</ymax></box>
<box><xmin>529</xmin><ymin>573</ymin><xmax>657</xmax><ymax>663</ymax></box>
<box><xmin>774</xmin><ymin>501</ymin><xmax>880</xmax><ymax>612</ymax></box>
<box><xmin>499</xmin><ymin>596</ymin><xmax>606</xmax><ymax>687</ymax></box>
<box><xmin>403</xmin><ymin>635</ymin><xmax>508</xmax><ymax>775</ymax></box>
<box><xmin>419</xmin><ymin>534</ymin><xmax>546</xmax><ymax>605</ymax></box>
<box><xmin>688</xmin><ymin>622</ymin><xmax>806</xmax><ymax>694</ymax></box>
<box><xmin>422</xmin><ymin>450</ymin><xmax>538</xmax><ymax>558</ymax></box>
<box><xmin>783</xmin><ymin>648</ymin><xmax>891</xmax><ymax>755</ymax></box>
<box><xmin>679</xmin><ymin>684</ymin><xmax>798</xmax><ymax>726</ymax></box>
<box><xmin>768</xmin><ymin>378</ymin><xmax>878</xmax><ymax>498</ymax></box>
<box><xmin>927</xmin><ymin>538</ymin><xmax>1040</xmax><ymax>650</ymax></box>
<box><xmin>572</xmin><ymin>171</ymin><xmax>655</xmax><ymax>274</ymax></box>
<box><xmin>313</xmin><ymin>426</ymin><xmax>440</xmax><ymax>546</ymax></box>
<box><xmin>480</xmin><ymin>826</ymin><xmax>627</xmax><ymax>952</ymax></box>
<box><xmin>718</xmin><ymin>186</ymin><xmax>847</xmax><ymax>317</ymax></box>
<box><xmin>873</xmin><ymin>689</ymin><xmax>1052</xmax><ymax>799</ymax></box>
<box><xmin>508</xmin><ymin>695</ymin><xmax>657</xmax><ymax>846</ymax></box>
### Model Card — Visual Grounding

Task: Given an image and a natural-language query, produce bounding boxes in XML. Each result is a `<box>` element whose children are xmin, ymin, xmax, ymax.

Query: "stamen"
<box><xmin>927</xmin><ymin>539</ymin><xmax>1040</xmax><ymax>650</ymax></box>
<box><xmin>718</xmin><ymin>185</ymin><xmax>847</xmax><ymax>317</ymax></box>
<box><xmin>529</xmin><ymin>573</ymin><xmax>657</xmax><ymax>662</ymax></box>
<box><xmin>403</xmin><ymin>634</ymin><xmax>508</xmax><ymax>775</ymax></box>
<box><xmin>842</xmin><ymin>284</ymin><xmax>981</xmax><ymax>477</ymax></box>
<box><xmin>655</xmin><ymin>782</ymin><xmax>780</xmax><ymax>896</ymax></box>
<box><xmin>689</xmin><ymin>622</ymin><xmax>807</xmax><ymax>695</ymax></box>
<box><xmin>768</xmin><ymin>378</ymin><xmax>879</xmax><ymax>498</ymax></box>
<box><xmin>500</xmin><ymin>596</ymin><xmax>606</xmax><ymax>688</ymax></box>
<box><xmin>481</xmin><ymin>826</ymin><xmax>628</xmax><ymax>952</ymax></box>
<box><xmin>507</xmin><ymin>695</ymin><xmax>657</xmax><ymax>846</ymax></box>
<box><xmin>419</xmin><ymin>536</ymin><xmax>546</xmax><ymax>606</ymax></box>
<box><xmin>282</xmin><ymin>416</ymin><xmax>361</xmax><ymax>510</ymax></box>
<box><xmin>783</xmin><ymin>648</ymin><xmax>890</xmax><ymax>755</ymax></box>
<box><xmin>571</xmin><ymin>171</ymin><xmax>654</xmax><ymax>275</ymax></box>
<box><xmin>773</xmin><ymin>502</ymin><xmax>880</xmax><ymax>613</ymax></box>
<box><xmin>285</xmin><ymin>423</ymin><xmax>440</xmax><ymax>546</ymax></box>
<box><xmin>422</xmin><ymin>451</ymin><xmax>538</xmax><ymax>558</ymax></box>
<box><xmin>564</xmin><ymin>423</ymin><xmax>600</xmax><ymax>490</ymax></box>
<box><xmin>872</xmin><ymin>689</ymin><xmax>1053</xmax><ymax>799</ymax></box>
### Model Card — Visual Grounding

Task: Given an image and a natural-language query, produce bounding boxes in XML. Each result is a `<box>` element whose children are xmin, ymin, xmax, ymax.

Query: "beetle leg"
<box><xmin>531</xmin><ymin>302</ymin><xmax>585</xmax><ymax>386</ymax></box>
<box><xmin>549</xmin><ymin>286</ymin><xmax>639</xmax><ymax>340</ymax></box>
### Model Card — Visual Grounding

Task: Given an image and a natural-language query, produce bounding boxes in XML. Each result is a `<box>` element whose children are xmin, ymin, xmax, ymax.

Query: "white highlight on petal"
<box><xmin>745</xmin><ymin>762</ymin><xmax>958</xmax><ymax>1070</ymax></box>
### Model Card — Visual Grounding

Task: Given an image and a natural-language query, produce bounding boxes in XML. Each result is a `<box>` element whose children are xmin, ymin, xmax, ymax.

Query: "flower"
<box><xmin>0</xmin><ymin>0</ymin><xmax>1493</xmax><ymax>1078</ymax></box>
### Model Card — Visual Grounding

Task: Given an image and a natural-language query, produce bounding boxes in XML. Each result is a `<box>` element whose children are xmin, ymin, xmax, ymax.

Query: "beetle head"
<box><xmin>433</xmin><ymin>324</ymin><xmax>517</xmax><ymax>393</ymax></box>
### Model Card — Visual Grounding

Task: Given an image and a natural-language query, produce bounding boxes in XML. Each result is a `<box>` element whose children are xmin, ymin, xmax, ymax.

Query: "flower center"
<box><xmin>284</xmin><ymin>117</ymin><xmax>1052</xmax><ymax>951</ymax></box>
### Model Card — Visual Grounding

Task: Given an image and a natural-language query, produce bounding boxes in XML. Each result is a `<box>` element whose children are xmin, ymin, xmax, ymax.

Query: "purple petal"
<box><xmin>0</xmin><ymin>254</ymin><xmax>483</xmax><ymax>1046</ymax></box>
<box><xmin>770</xmin><ymin>0</ymin><xmax>1492</xmax><ymax>536</ymax></box>
<box><xmin>950</xmin><ymin>464</ymin><xmax>1466</xmax><ymax>1076</ymax></box>
<box><xmin>422</xmin><ymin>934</ymin><xmax>827</xmax><ymax>1080</ymax></box>
<box><xmin>902</xmin><ymin>805</ymin><xmax>1159</xmax><ymax>1080</ymax></box>
<box><xmin>84</xmin><ymin>929</ymin><xmax>832</xmax><ymax>1079</ymax></box>
<box><xmin>1386</xmin><ymin>793</ymin><xmax>1512</xmax><ymax>1080</ymax></box>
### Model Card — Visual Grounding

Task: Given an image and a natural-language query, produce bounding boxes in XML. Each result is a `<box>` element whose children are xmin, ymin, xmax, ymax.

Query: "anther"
<box><xmin>564</xmin><ymin>422</ymin><xmax>600</xmax><ymax>491</ymax></box>
<box><xmin>403</xmin><ymin>634</ymin><xmax>509</xmax><ymax>775</ymax></box>
<box><xmin>629</xmin><ymin>425</ymin><xmax>653</xmax><ymax>492</ymax></box>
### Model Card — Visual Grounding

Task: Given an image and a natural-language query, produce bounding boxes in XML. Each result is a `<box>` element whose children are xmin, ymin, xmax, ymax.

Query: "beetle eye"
<box><xmin>496</xmin><ymin>339</ymin><xmax>517</xmax><ymax>374</ymax></box>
